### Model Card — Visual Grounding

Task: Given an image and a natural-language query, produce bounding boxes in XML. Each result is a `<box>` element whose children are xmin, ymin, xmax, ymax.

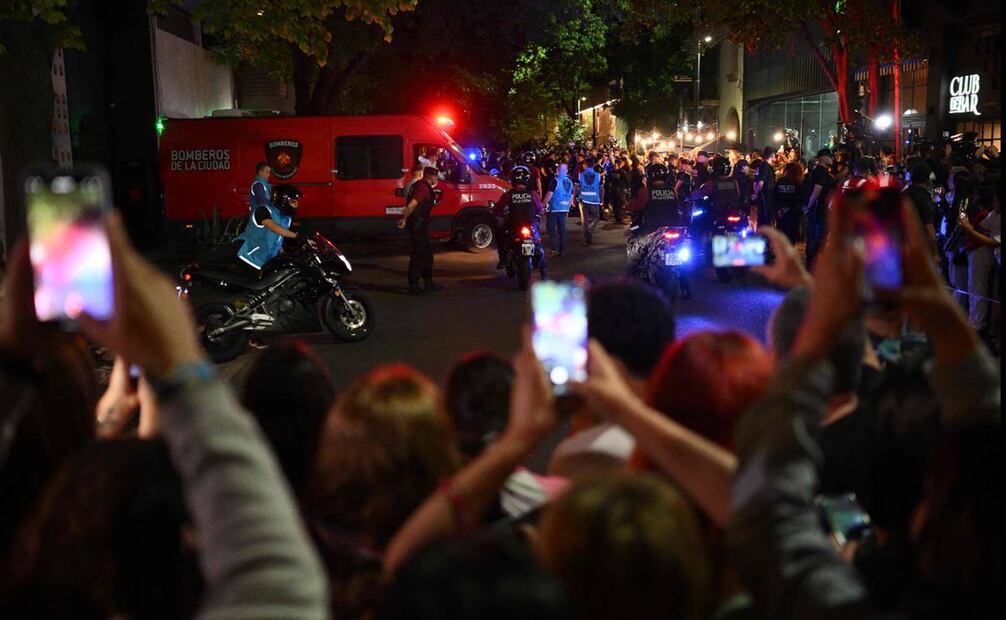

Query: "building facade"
<box><xmin>717</xmin><ymin>0</ymin><xmax>1001</xmax><ymax>155</ymax></box>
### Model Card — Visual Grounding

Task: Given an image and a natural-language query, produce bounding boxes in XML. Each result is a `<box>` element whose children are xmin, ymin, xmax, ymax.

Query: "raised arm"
<box><xmin>80</xmin><ymin>213</ymin><xmax>328</xmax><ymax>620</ymax></box>
<box><xmin>383</xmin><ymin>328</ymin><xmax>556</xmax><ymax>576</ymax></box>
<box><xmin>571</xmin><ymin>341</ymin><xmax>737</xmax><ymax>527</ymax></box>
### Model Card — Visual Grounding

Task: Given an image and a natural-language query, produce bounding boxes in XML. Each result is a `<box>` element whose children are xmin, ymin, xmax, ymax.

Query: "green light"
<box><xmin>155</xmin><ymin>116</ymin><xmax>166</xmax><ymax>136</ymax></box>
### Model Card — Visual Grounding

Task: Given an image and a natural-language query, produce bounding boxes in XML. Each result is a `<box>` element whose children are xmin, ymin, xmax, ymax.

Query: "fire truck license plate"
<box><xmin>521</xmin><ymin>242</ymin><xmax>535</xmax><ymax>256</ymax></box>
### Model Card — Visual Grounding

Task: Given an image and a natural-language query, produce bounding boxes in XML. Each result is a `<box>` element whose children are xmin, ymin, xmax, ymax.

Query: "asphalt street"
<box><xmin>211</xmin><ymin>218</ymin><xmax>787</xmax><ymax>389</ymax></box>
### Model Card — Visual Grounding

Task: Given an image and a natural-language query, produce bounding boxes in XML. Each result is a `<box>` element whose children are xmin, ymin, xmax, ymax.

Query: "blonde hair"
<box><xmin>538</xmin><ymin>473</ymin><xmax>712</xmax><ymax>620</ymax></box>
<box><xmin>310</xmin><ymin>365</ymin><xmax>460</xmax><ymax>545</ymax></box>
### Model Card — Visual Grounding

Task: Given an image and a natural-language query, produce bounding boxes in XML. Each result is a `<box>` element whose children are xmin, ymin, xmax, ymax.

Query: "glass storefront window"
<box><xmin>748</xmin><ymin>91</ymin><xmax>840</xmax><ymax>155</ymax></box>
<box><xmin>955</xmin><ymin>119</ymin><xmax>1001</xmax><ymax>152</ymax></box>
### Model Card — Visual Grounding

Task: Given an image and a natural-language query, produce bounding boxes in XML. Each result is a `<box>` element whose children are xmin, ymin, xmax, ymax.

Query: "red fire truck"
<box><xmin>159</xmin><ymin>115</ymin><xmax>507</xmax><ymax>251</ymax></box>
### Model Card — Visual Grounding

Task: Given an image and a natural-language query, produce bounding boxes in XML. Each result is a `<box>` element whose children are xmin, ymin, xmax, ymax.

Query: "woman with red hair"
<box><xmin>570</xmin><ymin>331</ymin><xmax>772</xmax><ymax>528</ymax></box>
<box><xmin>646</xmin><ymin>331</ymin><xmax>774</xmax><ymax>451</ymax></box>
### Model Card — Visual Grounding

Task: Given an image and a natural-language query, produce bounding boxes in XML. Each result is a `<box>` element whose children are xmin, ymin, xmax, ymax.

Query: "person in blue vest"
<box><xmin>543</xmin><ymin>163</ymin><xmax>574</xmax><ymax>257</ymax></box>
<box><xmin>235</xmin><ymin>164</ymin><xmax>301</xmax><ymax>271</ymax></box>
<box><xmin>576</xmin><ymin>158</ymin><xmax>605</xmax><ymax>245</ymax></box>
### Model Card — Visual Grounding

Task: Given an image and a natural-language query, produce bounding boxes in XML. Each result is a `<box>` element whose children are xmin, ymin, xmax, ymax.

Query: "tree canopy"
<box><xmin>0</xmin><ymin>0</ymin><xmax>83</xmax><ymax>55</ymax></box>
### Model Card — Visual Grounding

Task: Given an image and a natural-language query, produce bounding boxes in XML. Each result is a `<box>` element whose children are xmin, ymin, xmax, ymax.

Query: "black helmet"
<box><xmin>272</xmin><ymin>184</ymin><xmax>302</xmax><ymax>216</ymax></box>
<box><xmin>521</xmin><ymin>151</ymin><xmax>536</xmax><ymax>166</ymax></box>
<box><xmin>710</xmin><ymin>156</ymin><xmax>731</xmax><ymax>177</ymax></box>
<box><xmin>645</xmin><ymin>162</ymin><xmax>669</xmax><ymax>186</ymax></box>
<box><xmin>510</xmin><ymin>165</ymin><xmax>531</xmax><ymax>188</ymax></box>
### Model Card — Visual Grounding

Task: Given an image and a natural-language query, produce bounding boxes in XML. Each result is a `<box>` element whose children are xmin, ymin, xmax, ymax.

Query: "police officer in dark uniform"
<box><xmin>691</xmin><ymin>156</ymin><xmax>741</xmax><ymax>220</ymax></box>
<box><xmin>628</xmin><ymin>163</ymin><xmax>692</xmax><ymax>298</ymax></box>
<box><xmin>492</xmin><ymin>166</ymin><xmax>546</xmax><ymax>277</ymax></box>
<box><xmin>628</xmin><ymin>163</ymin><xmax>686</xmax><ymax>233</ymax></box>
<box><xmin>398</xmin><ymin>166</ymin><xmax>443</xmax><ymax>294</ymax></box>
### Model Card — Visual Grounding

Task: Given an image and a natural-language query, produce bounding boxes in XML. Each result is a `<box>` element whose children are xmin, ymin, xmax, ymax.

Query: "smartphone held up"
<box><xmin>712</xmin><ymin>233</ymin><xmax>767</xmax><ymax>268</ymax></box>
<box><xmin>530</xmin><ymin>279</ymin><xmax>589</xmax><ymax>396</ymax></box>
<box><xmin>23</xmin><ymin>164</ymin><xmax>115</xmax><ymax>327</ymax></box>
<box><xmin>846</xmin><ymin>176</ymin><xmax>904</xmax><ymax>293</ymax></box>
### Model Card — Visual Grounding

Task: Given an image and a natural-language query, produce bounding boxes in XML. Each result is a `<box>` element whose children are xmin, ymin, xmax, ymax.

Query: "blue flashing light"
<box><xmin>677</xmin><ymin>246</ymin><xmax>692</xmax><ymax>263</ymax></box>
<box><xmin>691</xmin><ymin>208</ymin><xmax>705</xmax><ymax>217</ymax></box>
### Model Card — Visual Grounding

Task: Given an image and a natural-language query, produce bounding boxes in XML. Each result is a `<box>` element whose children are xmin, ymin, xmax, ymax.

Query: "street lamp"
<box><xmin>704</xmin><ymin>35</ymin><xmax>712</xmax><ymax>43</ymax></box>
<box><xmin>773</xmin><ymin>130</ymin><xmax>784</xmax><ymax>143</ymax></box>
<box><xmin>706</xmin><ymin>131</ymin><xmax>715</xmax><ymax>142</ymax></box>
<box><xmin>726</xmin><ymin>129</ymin><xmax>737</xmax><ymax>141</ymax></box>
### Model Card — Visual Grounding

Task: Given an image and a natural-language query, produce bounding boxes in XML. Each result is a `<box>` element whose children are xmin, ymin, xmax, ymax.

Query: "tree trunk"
<box><xmin>799</xmin><ymin>21</ymin><xmax>850</xmax><ymax>123</ymax></box>
<box><xmin>292</xmin><ymin>49</ymin><xmax>315</xmax><ymax>116</ymax></box>
<box><xmin>892</xmin><ymin>0</ymin><xmax>902</xmax><ymax>159</ymax></box>
<box><xmin>868</xmin><ymin>54</ymin><xmax>880</xmax><ymax>116</ymax></box>
<box><xmin>310</xmin><ymin>51</ymin><xmax>372</xmax><ymax>115</ymax></box>
<box><xmin>834</xmin><ymin>45</ymin><xmax>851</xmax><ymax>123</ymax></box>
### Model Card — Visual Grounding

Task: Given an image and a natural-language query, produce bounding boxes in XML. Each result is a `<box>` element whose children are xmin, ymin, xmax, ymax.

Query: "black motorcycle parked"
<box><xmin>503</xmin><ymin>220</ymin><xmax>547</xmax><ymax>291</ymax></box>
<box><xmin>178</xmin><ymin>232</ymin><xmax>375</xmax><ymax>362</ymax></box>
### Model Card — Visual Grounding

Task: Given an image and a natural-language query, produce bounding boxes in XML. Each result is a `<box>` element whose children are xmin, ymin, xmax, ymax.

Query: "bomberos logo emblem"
<box><xmin>265</xmin><ymin>139</ymin><xmax>303</xmax><ymax>179</ymax></box>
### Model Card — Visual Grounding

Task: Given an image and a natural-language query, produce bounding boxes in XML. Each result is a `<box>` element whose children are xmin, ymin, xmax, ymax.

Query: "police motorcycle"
<box><xmin>178</xmin><ymin>186</ymin><xmax>375</xmax><ymax>363</ymax></box>
<box><xmin>498</xmin><ymin>167</ymin><xmax>547</xmax><ymax>291</ymax></box>
<box><xmin>627</xmin><ymin>164</ymin><xmax>693</xmax><ymax>301</ymax></box>
<box><xmin>689</xmin><ymin>157</ymin><xmax>750</xmax><ymax>283</ymax></box>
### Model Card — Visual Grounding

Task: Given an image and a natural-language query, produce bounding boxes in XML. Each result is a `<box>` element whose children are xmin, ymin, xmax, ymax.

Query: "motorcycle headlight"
<box><xmin>338</xmin><ymin>253</ymin><xmax>352</xmax><ymax>273</ymax></box>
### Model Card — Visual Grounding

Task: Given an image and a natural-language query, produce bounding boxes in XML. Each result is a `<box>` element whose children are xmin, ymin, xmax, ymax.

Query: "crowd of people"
<box><xmin>482</xmin><ymin>131</ymin><xmax>1000</xmax><ymax>351</ymax></box>
<box><xmin>0</xmin><ymin>133</ymin><xmax>1000</xmax><ymax>619</ymax></box>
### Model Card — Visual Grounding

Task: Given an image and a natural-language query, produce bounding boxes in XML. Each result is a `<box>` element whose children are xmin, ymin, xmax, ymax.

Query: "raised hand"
<box><xmin>502</xmin><ymin>326</ymin><xmax>558</xmax><ymax>450</ymax></box>
<box><xmin>792</xmin><ymin>197</ymin><xmax>865</xmax><ymax>359</ymax></box>
<box><xmin>78</xmin><ymin>212</ymin><xmax>204</xmax><ymax>376</ymax></box>
<box><xmin>751</xmin><ymin>226</ymin><xmax>813</xmax><ymax>289</ymax></box>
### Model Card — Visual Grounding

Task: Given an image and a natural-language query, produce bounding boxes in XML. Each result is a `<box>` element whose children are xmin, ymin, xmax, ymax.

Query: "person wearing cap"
<box><xmin>903</xmin><ymin>162</ymin><xmax>939</xmax><ymax>261</ymax></box>
<box><xmin>803</xmin><ymin>148</ymin><xmax>836</xmax><ymax>268</ymax></box>
<box><xmin>398</xmin><ymin>166</ymin><xmax>444</xmax><ymax>294</ymax></box>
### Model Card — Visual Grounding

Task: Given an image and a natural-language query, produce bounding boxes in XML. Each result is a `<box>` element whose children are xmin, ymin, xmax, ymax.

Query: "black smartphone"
<box><xmin>23</xmin><ymin>164</ymin><xmax>115</xmax><ymax>327</ymax></box>
<box><xmin>712</xmin><ymin>233</ymin><xmax>767</xmax><ymax>268</ymax></box>
<box><xmin>851</xmin><ymin>183</ymin><xmax>903</xmax><ymax>291</ymax></box>
<box><xmin>530</xmin><ymin>279</ymin><xmax>589</xmax><ymax>396</ymax></box>
<box><xmin>815</xmin><ymin>493</ymin><xmax>873</xmax><ymax>547</ymax></box>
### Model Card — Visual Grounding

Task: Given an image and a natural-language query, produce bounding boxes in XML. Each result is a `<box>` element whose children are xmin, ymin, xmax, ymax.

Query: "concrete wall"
<box><xmin>718</xmin><ymin>40</ymin><xmax>745</xmax><ymax>140</ymax></box>
<box><xmin>153</xmin><ymin>27</ymin><xmax>235</xmax><ymax>118</ymax></box>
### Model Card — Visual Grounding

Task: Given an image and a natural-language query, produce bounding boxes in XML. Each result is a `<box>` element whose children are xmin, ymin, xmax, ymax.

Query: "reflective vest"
<box><xmin>236</xmin><ymin>203</ymin><xmax>292</xmax><ymax>270</ymax></box>
<box><xmin>249</xmin><ymin>176</ymin><xmax>273</xmax><ymax>210</ymax></box>
<box><xmin>548</xmin><ymin>175</ymin><xmax>574</xmax><ymax>213</ymax></box>
<box><xmin>578</xmin><ymin>170</ymin><xmax>602</xmax><ymax>204</ymax></box>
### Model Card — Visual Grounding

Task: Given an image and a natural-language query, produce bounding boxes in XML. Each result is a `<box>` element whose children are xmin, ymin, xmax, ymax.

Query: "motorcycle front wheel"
<box><xmin>195</xmin><ymin>303</ymin><xmax>249</xmax><ymax>363</ymax></box>
<box><xmin>320</xmin><ymin>291</ymin><xmax>376</xmax><ymax>342</ymax></box>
